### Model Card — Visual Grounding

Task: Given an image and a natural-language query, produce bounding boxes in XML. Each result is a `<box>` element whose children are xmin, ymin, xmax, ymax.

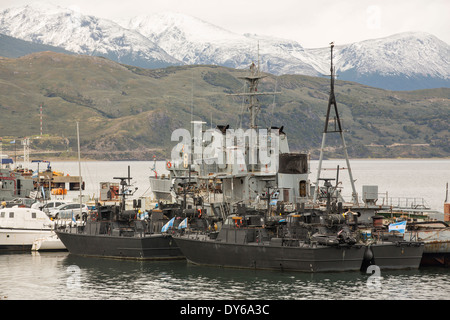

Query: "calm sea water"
<box><xmin>0</xmin><ymin>252</ymin><xmax>449</xmax><ymax>301</ymax></box>
<box><xmin>1</xmin><ymin>160</ymin><xmax>449</xmax><ymax>302</ymax></box>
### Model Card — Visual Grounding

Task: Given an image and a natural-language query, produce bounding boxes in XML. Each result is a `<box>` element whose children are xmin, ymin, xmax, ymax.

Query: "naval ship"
<box><xmin>56</xmin><ymin>168</ymin><xmax>183</xmax><ymax>260</ymax></box>
<box><xmin>150</xmin><ymin>57</ymin><xmax>311</xmax><ymax>222</ymax></box>
<box><xmin>169</xmin><ymin>43</ymin><xmax>424</xmax><ymax>272</ymax></box>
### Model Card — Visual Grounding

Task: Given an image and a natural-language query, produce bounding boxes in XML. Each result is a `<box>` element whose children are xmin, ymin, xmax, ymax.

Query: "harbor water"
<box><xmin>46</xmin><ymin>158</ymin><xmax>450</xmax><ymax>218</ymax></box>
<box><xmin>1</xmin><ymin>252</ymin><xmax>449</xmax><ymax>300</ymax></box>
<box><xmin>1</xmin><ymin>159</ymin><xmax>449</xmax><ymax>301</ymax></box>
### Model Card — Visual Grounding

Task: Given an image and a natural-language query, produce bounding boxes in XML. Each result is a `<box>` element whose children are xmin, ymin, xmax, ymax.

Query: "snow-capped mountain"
<box><xmin>336</xmin><ymin>32</ymin><xmax>449</xmax><ymax>77</ymax></box>
<box><xmin>122</xmin><ymin>12</ymin><xmax>450</xmax><ymax>90</ymax></box>
<box><xmin>1</xmin><ymin>3</ymin><xmax>449</xmax><ymax>90</ymax></box>
<box><xmin>330</xmin><ymin>32</ymin><xmax>450</xmax><ymax>90</ymax></box>
<box><xmin>122</xmin><ymin>12</ymin><xmax>319</xmax><ymax>76</ymax></box>
<box><xmin>0</xmin><ymin>3</ymin><xmax>180</xmax><ymax>68</ymax></box>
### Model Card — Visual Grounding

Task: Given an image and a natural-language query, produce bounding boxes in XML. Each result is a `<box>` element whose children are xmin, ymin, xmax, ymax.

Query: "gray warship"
<box><xmin>150</xmin><ymin>58</ymin><xmax>310</xmax><ymax>220</ymax></box>
<box><xmin>169</xmin><ymin>43</ymin><xmax>424</xmax><ymax>272</ymax></box>
<box><xmin>174</xmin><ymin>214</ymin><xmax>365</xmax><ymax>272</ymax></box>
<box><xmin>56</xmin><ymin>168</ymin><xmax>183</xmax><ymax>260</ymax></box>
<box><xmin>173</xmin><ymin>179</ymin><xmax>423</xmax><ymax>272</ymax></box>
<box><xmin>0</xmin><ymin>160</ymin><xmax>35</xmax><ymax>201</ymax></box>
<box><xmin>173</xmin><ymin>181</ymin><xmax>367</xmax><ymax>272</ymax></box>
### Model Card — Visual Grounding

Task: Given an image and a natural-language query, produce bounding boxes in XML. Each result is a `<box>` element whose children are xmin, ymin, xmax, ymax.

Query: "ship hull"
<box><xmin>420</xmin><ymin>252</ymin><xmax>450</xmax><ymax>267</ymax></box>
<box><xmin>364</xmin><ymin>242</ymin><xmax>424</xmax><ymax>270</ymax></box>
<box><xmin>173</xmin><ymin>235</ymin><xmax>365</xmax><ymax>272</ymax></box>
<box><xmin>56</xmin><ymin>231</ymin><xmax>184</xmax><ymax>260</ymax></box>
<box><xmin>0</xmin><ymin>228</ymin><xmax>53</xmax><ymax>252</ymax></box>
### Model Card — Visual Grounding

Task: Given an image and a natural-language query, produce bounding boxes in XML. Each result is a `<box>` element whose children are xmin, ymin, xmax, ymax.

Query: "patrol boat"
<box><xmin>56</xmin><ymin>169</ymin><xmax>183</xmax><ymax>260</ymax></box>
<box><xmin>173</xmin><ymin>206</ymin><xmax>366</xmax><ymax>273</ymax></box>
<box><xmin>173</xmin><ymin>178</ymin><xmax>423</xmax><ymax>272</ymax></box>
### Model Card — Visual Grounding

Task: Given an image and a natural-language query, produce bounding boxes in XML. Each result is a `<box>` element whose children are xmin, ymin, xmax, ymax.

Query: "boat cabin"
<box><xmin>0</xmin><ymin>207</ymin><xmax>53</xmax><ymax>230</ymax></box>
<box><xmin>216</xmin><ymin>215</ymin><xmax>269</xmax><ymax>244</ymax></box>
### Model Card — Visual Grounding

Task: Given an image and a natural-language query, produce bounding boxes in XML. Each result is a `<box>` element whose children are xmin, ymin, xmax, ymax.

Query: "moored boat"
<box><xmin>56</xmin><ymin>170</ymin><xmax>184</xmax><ymax>260</ymax></box>
<box><xmin>173</xmin><ymin>213</ymin><xmax>366</xmax><ymax>272</ymax></box>
<box><xmin>361</xmin><ymin>240</ymin><xmax>424</xmax><ymax>271</ymax></box>
<box><xmin>0</xmin><ymin>207</ymin><xmax>62</xmax><ymax>251</ymax></box>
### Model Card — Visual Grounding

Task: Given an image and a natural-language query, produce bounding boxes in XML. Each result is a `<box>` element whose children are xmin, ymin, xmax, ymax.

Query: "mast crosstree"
<box><xmin>228</xmin><ymin>45</ymin><xmax>281</xmax><ymax>129</ymax></box>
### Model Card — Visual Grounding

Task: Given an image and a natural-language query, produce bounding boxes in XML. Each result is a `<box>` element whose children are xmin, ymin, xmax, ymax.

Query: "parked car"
<box><xmin>51</xmin><ymin>202</ymin><xmax>89</xmax><ymax>220</ymax></box>
<box><xmin>40</xmin><ymin>201</ymin><xmax>67</xmax><ymax>216</ymax></box>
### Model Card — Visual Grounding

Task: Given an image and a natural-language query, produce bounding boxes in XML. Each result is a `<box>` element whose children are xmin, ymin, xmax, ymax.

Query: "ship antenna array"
<box><xmin>313</xmin><ymin>42</ymin><xmax>358</xmax><ymax>204</ymax></box>
<box><xmin>227</xmin><ymin>43</ymin><xmax>281</xmax><ymax>129</ymax></box>
<box><xmin>113</xmin><ymin>165</ymin><xmax>138</xmax><ymax>211</ymax></box>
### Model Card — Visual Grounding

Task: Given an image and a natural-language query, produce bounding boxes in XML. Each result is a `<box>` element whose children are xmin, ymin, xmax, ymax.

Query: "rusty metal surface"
<box><xmin>407</xmin><ymin>228</ymin><xmax>450</xmax><ymax>253</ymax></box>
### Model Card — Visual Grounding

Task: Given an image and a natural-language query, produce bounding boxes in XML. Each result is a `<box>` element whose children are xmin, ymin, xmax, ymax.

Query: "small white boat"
<box><xmin>0</xmin><ymin>207</ymin><xmax>65</xmax><ymax>251</ymax></box>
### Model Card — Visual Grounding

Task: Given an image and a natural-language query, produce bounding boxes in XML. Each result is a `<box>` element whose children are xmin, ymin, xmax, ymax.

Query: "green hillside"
<box><xmin>0</xmin><ymin>51</ymin><xmax>449</xmax><ymax>160</ymax></box>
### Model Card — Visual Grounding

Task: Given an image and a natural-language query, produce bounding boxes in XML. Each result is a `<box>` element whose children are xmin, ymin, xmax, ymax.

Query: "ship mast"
<box><xmin>229</xmin><ymin>42</ymin><xmax>281</xmax><ymax>129</ymax></box>
<box><xmin>226</xmin><ymin>43</ymin><xmax>281</xmax><ymax>175</ymax></box>
<box><xmin>242</xmin><ymin>61</ymin><xmax>263</xmax><ymax>129</ymax></box>
<box><xmin>313</xmin><ymin>42</ymin><xmax>357</xmax><ymax>204</ymax></box>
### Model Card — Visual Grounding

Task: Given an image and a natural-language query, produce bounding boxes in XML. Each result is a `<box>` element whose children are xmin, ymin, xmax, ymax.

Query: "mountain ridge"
<box><xmin>0</xmin><ymin>51</ymin><xmax>448</xmax><ymax>160</ymax></box>
<box><xmin>0</xmin><ymin>3</ymin><xmax>181</xmax><ymax>68</ymax></box>
<box><xmin>0</xmin><ymin>3</ymin><xmax>449</xmax><ymax>90</ymax></box>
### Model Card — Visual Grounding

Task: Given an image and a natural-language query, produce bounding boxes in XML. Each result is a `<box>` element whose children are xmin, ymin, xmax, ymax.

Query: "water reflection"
<box><xmin>59</xmin><ymin>253</ymin><xmax>449</xmax><ymax>300</ymax></box>
<box><xmin>1</xmin><ymin>252</ymin><xmax>449</xmax><ymax>300</ymax></box>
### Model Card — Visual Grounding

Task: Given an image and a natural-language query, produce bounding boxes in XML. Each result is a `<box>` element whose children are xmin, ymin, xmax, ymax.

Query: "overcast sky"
<box><xmin>1</xmin><ymin>0</ymin><xmax>449</xmax><ymax>48</ymax></box>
